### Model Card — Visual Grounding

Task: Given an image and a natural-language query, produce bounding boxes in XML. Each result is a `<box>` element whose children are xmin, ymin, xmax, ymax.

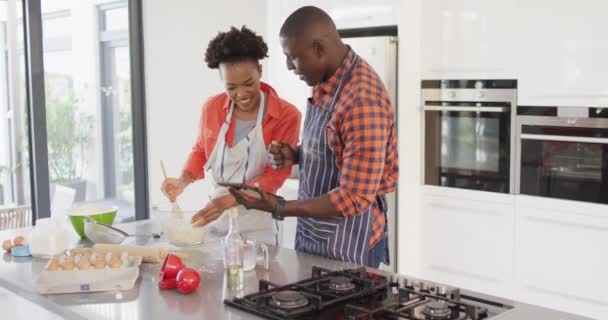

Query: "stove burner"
<box><xmin>422</xmin><ymin>300</ymin><xmax>452</xmax><ymax>320</ymax></box>
<box><xmin>328</xmin><ymin>276</ymin><xmax>356</xmax><ymax>292</ymax></box>
<box><xmin>269</xmin><ymin>291</ymin><xmax>309</xmax><ymax>309</ymax></box>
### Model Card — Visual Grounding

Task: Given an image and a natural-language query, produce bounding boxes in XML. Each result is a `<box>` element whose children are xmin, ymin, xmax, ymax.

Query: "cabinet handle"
<box><xmin>423</xmin><ymin>106</ymin><xmax>508</xmax><ymax>113</ymax></box>
<box><xmin>520</xmin><ymin>133</ymin><xmax>608</xmax><ymax>144</ymax></box>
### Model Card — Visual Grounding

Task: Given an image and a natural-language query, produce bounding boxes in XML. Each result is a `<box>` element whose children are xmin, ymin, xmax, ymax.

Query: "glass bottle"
<box><xmin>223</xmin><ymin>208</ymin><xmax>244</xmax><ymax>290</ymax></box>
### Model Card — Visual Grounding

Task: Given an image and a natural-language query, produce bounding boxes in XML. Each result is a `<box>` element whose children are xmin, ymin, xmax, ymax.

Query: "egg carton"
<box><xmin>33</xmin><ymin>254</ymin><xmax>143</xmax><ymax>294</ymax></box>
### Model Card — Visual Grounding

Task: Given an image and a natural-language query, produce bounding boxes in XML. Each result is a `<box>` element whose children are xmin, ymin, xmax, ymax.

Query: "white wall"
<box><xmin>142</xmin><ymin>0</ymin><xmax>267</xmax><ymax>210</ymax></box>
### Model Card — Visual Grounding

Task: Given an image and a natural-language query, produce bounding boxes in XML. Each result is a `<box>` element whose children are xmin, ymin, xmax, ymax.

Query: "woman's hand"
<box><xmin>161</xmin><ymin>177</ymin><xmax>189</xmax><ymax>202</ymax></box>
<box><xmin>191</xmin><ymin>195</ymin><xmax>237</xmax><ymax>227</ymax></box>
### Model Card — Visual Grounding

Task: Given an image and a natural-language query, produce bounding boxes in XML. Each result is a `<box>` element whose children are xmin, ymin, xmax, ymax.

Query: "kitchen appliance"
<box><xmin>515</xmin><ymin>106</ymin><xmax>608</xmax><ymax>204</ymax></box>
<box><xmin>224</xmin><ymin>266</ymin><xmax>513</xmax><ymax>320</ymax></box>
<box><xmin>422</xmin><ymin>80</ymin><xmax>517</xmax><ymax>193</ymax></box>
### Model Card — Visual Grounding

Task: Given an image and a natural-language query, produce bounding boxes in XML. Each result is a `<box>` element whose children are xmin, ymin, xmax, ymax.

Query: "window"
<box><xmin>0</xmin><ymin>0</ymin><xmax>31</xmax><ymax>215</ymax></box>
<box><xmin>41</xmin><ymin>1</ymin><xmax>137</xmax><ymax>222</ymax></box>
<box><xmin>1</xmin><ymin>0</ymin><xmax>147</xmax><ymax>230</ymax></box>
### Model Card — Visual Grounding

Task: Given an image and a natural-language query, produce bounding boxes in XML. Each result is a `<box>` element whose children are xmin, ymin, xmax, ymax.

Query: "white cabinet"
<box><xmin>421</xmin><ymin>0</ymin><xmax>517</xmax><ymax>79</ymax></box>
<box><xmin>517</xmin><ymin>0</ymin><xmax>608</xmax><ymax>106</ymax></box>
<box><xmin>420</xmin><ymin>186</ymin><xmax>515</xmax><ymax>298</ymax></box>
<box><xmin>276</xmin><ymin>179</ymin><xmax>299</xmax><ymax>249</ymax></box>
<box><xmin>514</xmin><ymin>195</ymin><xmax>608</xmax><ymax>319</ymax></box>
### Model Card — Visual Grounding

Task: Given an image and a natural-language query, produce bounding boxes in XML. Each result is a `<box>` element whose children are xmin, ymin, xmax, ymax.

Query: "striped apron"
<box><xmin>295</xmin><ymin>53</ymin><xmax>389</xmax><ymax>267</ymax></box>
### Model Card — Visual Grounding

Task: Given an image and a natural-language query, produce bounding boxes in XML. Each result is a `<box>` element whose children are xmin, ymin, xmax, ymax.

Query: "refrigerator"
<box><xmin>342</xmin><ymin>36</ymin><xmax>398</xmax><ymax>272</ymax></box>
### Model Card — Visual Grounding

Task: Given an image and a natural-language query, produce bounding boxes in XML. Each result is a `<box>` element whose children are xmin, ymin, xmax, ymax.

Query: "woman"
<box><xmin>161</xmin><ymin>26</ymin><xmax>301</xmax><ymax>245</ymax></box>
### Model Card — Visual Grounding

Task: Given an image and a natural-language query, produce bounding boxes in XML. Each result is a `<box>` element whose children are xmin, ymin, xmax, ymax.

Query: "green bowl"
<box><xmin>66</xmin><ymin>206</ymin><xmax>118</xmax><ymax>239</ymax></box>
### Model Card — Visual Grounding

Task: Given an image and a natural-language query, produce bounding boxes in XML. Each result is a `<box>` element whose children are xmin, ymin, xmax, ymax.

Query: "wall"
<box><xmin>142</xmin><ymin>0</ymin><xmax>267</xmax><ymax>210</ymax></box>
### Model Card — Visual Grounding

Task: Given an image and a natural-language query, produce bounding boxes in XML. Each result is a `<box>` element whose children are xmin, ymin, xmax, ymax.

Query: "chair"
<box><xmin>0</xmin><ymin>205</ymin><xmax>32</xmax><ymax>231</ymax></box>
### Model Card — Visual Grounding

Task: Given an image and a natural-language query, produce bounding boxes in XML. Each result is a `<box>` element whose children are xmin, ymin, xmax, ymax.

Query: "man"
<box><xmin>223</xmin><ymin>6</ymin><xmax>398</xmax><ymax>268</ymax></box>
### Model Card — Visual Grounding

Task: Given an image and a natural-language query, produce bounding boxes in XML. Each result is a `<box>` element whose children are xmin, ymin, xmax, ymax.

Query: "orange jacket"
<box><xmin>183</xmin><ymin>82</ymin><xmax>301</xmax><ymax>193</ymax></box>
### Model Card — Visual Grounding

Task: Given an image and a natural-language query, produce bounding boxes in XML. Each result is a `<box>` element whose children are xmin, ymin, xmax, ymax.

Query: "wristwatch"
<box><xmin>272</xmin><ymin>196</ymin><xmax>286</xmax><ymax>221</ymax></box>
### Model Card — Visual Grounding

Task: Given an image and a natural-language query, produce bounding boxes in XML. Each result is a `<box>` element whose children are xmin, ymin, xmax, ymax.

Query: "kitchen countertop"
<box><xmin>0</xmin><ymin>219</ymin><xmax>594</xmax><ymax>320</ymax></box>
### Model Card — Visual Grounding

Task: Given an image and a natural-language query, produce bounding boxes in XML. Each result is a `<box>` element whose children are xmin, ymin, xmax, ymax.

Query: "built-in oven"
<box><xmin>422</xmin><ymin>80</ymin><xmax>517</xmax><ymax>193</ymax></box>
<box><xmin>515</xmin><ymin>107</ymin><xmax>608</xmax><ymax>204</ymax></box>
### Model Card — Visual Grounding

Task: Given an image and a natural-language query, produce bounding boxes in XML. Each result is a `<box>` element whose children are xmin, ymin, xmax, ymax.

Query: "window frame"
<box><xmin>21</xmin><ymin>0</ymin><xmax>149</xmax><ymax>223</ymax></box>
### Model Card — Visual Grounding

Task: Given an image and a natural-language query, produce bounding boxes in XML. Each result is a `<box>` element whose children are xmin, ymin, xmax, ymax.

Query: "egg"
<box><xmin>109</xmin><ymin>255</ymin><xmax>122</xmax><ymax>268</ymax></box>
<box><xmin>62</xmin><ymin>260</ymin><xmax>75</xmax><ymax>270</ymax></box>
<box><xmin>94</xmin><ymin>259</ymin><xmax>106</xmax><ymax>269</ymax></box>
<box><xmin>13</xmin><ymin>236</ymin><xmax>24</xmax><ymax>246</ymax></box>
<box><xmin>2</xmin><ymin>240</ymin><xmax>12</xmax><ymax>252</ymax></box>
<box><xmin>78</xmin><ymin>256</ymin><xmax>91</xmax><ymax>270</ymax></box>
<box><xmin>46</xmin><ymin>260</ymin><xmax>59</xmax><ymax>271</ymax></box>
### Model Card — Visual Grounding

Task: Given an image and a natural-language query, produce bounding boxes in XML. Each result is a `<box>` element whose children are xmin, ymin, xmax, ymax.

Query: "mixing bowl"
<box><xmin>66</xmin><ymin>205</ymin><xmax>117</xmax><ymax>238</ymax></box>
<box><xmin>152</xmin><ymin>205</ymin><xmax>205</xmax><ymax>246</ymax></box>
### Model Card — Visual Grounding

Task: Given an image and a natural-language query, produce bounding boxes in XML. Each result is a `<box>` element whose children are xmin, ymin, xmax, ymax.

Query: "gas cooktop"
<box><xmin>224</xmin><ymin>266</ymin><xmax>513</xmax><ymax>320</ymax></box>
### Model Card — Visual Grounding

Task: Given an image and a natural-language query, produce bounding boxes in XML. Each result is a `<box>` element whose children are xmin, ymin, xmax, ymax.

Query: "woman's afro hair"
<box><xmin>204</xmin><ymin>25</ymin><xmax>269</xmax><ymax>69</ymax></box>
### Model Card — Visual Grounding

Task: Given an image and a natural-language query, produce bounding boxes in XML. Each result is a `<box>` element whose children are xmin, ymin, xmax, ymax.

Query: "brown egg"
<box><xmin>78</xmin><ymin>256</ymin><xmax>91</xmax><ymax>270</ymax></box>
<box><xmin>109</xmin><ymin>255</ymin><xmax>122</xmax><ymax>268</ymax></box>
<box><xmin>94</xmin><ymin>259</ymin><xmax>106</xmax><ymax>269</ymax></box>
<box><xmin>2</xmin><ymin>240</ymin><xmax>12</xmax><ymax>252</ymax></box>
<box><xmin>46</xmin><ymin>260</ymin><xmax>59</xmax><ymax>271</ymax></box>
<box><xmin>13</xmin><ymin>236</ymin><xmax>24</xmax><ymax>246</ymax></box>
<box><xmin>62</xmin><ymin>260</ymin><xmax>75</xmax><ymax>270</ymax></box>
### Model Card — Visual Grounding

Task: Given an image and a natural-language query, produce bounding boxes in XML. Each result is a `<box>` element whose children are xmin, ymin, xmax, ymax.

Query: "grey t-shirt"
<box><xmin>233</xmin><ymin>118</ymin><xmax>257</xmax><ymax>144</ymax></box>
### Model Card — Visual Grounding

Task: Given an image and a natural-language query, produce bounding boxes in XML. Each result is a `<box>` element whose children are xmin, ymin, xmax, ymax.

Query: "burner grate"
<box><xmin>224</xmin><ymin>267</ymin><xmax>388</xmax><ymax>320</ymax></box>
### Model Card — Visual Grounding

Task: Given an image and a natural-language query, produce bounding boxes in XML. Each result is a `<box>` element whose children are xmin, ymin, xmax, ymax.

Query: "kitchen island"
<box><xmin>0</xmin><ymin>219</ymin><xmax>594</xmax><ymax>320</ymax></box>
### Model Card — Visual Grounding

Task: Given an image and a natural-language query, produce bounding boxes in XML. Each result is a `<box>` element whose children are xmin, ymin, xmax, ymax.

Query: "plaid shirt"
<box><xmin>314</xmin><ymin>49</ymin><xmax>399</xmax><ymax>248</ymax></box>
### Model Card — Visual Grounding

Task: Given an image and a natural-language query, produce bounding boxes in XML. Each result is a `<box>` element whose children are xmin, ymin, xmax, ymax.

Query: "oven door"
<box><xmin>424</xmin><ymin>103</ymin><xmax>511</xmax><ymax>193</ymax></box>
<box><xmin>516</xmin><ymin>117</ymin><xmax>608</xmax><ymax>204</ymax></box>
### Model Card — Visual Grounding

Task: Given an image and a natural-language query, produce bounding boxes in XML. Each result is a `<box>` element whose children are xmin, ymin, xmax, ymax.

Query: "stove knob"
<box><xmin>390</xmin><ymin>274</ymin><xmax>399</xmax><ymax>285</ymax></box>
<box><xmin>412</xmin><ymin>281</ymin><xmax>420</xmax><ymax>290</ymax></box>
<box><xmin>421</xmin><ymin>282</ymin><xmax>430</xmax><ymax>292</ymax></box>
<box><xmin>403</xmin><ymin>278</ymin><xmax>414</xmax><ymax>289</ymax></box>
<box><xmin>437</xmin><ymin>285</ymin><xmax>448</xmax><ymax>296</ymax></box>
<box><xmin>390</xmin><ymin>274</ymin><xmax>400</xmax><ymax>294</ymax></box>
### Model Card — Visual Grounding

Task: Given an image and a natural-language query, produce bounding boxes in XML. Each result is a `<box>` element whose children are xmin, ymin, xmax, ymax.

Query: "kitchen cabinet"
<box><xmin>517</xmin><ymin>0</ymin><xmax>608</xmax><ymax>106</ymax></box>
<box><xmin>420</xmin><ymin>186</ymin><xmax>515</xmax><ymax>299</ymax></box>
<box><xmin>514</xmin><ymin>195</ymin><xmax>608</xmax><ymax>319</ymax></box>
<box><xmin>421</xmin><ymin>0</ymin><xmax>517</xmax><ymax>79</ymax></box>
<box><xmin>276</xmin><ymin>178</ymin><xmax>299</xmax><ymax>249</ymax></box>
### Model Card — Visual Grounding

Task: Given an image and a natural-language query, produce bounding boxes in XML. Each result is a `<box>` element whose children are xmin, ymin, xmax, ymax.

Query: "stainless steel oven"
<box><xmin>422</xmin><ymin>80</ymin><xmax>517</xmax><ymax>193</ymax></box>
<box><xmin>515</xmin><ymin>107</ymin><xmax>608</xmax><ymax>204</ymax></box>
